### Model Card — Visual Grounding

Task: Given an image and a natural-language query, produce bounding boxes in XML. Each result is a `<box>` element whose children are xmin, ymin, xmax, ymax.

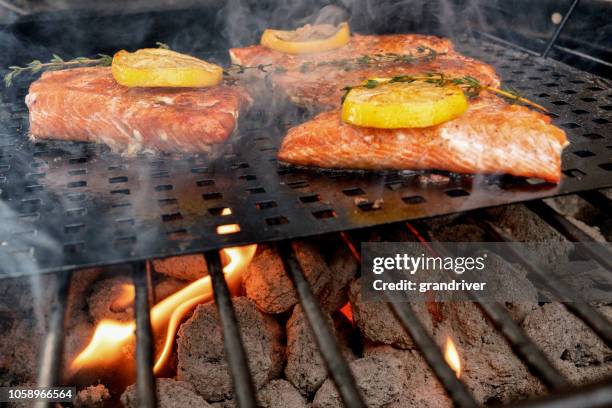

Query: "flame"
<box><xmin>71</xmin><ymin>245</ymin><xmax>257</xmax><ymax>375</ymax></box>
<box><xmin>110</xmin><ymin>284</ymin><xmax>135</xmax><ymax>312</ymax></box>
<box><xmin>217</xmin><ymin>224</ymin><xmax>241</xmax><ymax>234</ymax></box>
<box><xmin>339</xmin><ymin>302</ymin><xmax>353</xmax><ymax>323</ymax></box>
<box><xmin>444</xmin><ymin>337</ymin><xmax>462</xmax><ymax>378</ymax></box>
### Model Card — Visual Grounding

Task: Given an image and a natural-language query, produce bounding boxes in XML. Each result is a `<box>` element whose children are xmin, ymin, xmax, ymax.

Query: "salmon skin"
<box><xmin>230</xmin><ymin>33</ymin><xmax>500</xmax><ymax>110</ymax></box>
<box><xmin>278</xmin><ymin>96</ymin><xmax>568</xmax><ymax>183</ymax></box>
<box><xmin>25</xmin><ymin>67</ymin><xmax>251</xmax><ymax>155</ymax></box>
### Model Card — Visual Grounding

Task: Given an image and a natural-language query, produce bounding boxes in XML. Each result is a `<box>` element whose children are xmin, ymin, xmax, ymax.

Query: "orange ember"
<box><xmin>444</xmin><ymin>337</ymin><xmax>462</xmax><ymax>378</ymax></box>
<box><xmin>71</xmin><ymin>245</ymin><xmax>257</xmax><ymax>375</ymax></box>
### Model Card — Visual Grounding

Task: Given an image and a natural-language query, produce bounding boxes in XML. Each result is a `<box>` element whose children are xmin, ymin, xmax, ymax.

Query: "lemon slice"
<box><xmin>341</xmin><ymin>80</ymin><xmax>469</xmax><ymax>129</ymax></box>
<box><xmin>112</xmin><ymin>48</ymin><xmax>223</xmax><ymax>88</ymax></box>
<box><xmin>260</xmin><ymin>22</ymin><xmax>350</xmax><ymax>54</ymax></box>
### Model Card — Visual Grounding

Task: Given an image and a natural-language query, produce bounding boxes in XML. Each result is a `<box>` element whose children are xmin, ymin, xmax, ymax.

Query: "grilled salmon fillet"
<box><xmin>278</xmin><ymin>95</ymin><xmax>568</xmax><ymax>183</ymax></box>
<box><xmin>26</xmin><ymin>67</ymin><xmax>251</xmax><ymax>154</ymax></box>
<box><xmin>230</xmin><ymin>34</ymin><xmax>499</xmax><ymax>109</ymax></box>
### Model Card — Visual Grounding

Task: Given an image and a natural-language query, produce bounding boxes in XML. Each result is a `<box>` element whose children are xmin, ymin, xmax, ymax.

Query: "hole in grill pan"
<box><xmin>563</xmin><ymin>169</ymin><xmax>586</xmax><ymax>178</ymax></box>
<box><xmin>402</xmin><ymin>195</ymin><xmax>426</xmax><ymax>204</ymax></box>
<box><xmin>114</xmin><ymin>236</ymin><xmax>136</xmax><ymax>249</ymax></box>
<box><xmin>162</xmin><ymin>213</ymin><xmax>183</xmax><ymax>222</ymax></box>
<box><xmin>445</xmin><ymin>189</ymin><xmax>470</xmax><ymax>197</ymax></box>
<box><xmin>109</xmin><ymin>176</ymin><xmax>128</xmax><ymax>183</ymax></box>
<box><xmin>111</xmin><ymin>189</ymin><xmax>130</xmax><ymax>195</ymax></box>
<box><xmin>64</xmin><ymin>223</ymin><xmax>85</xmax><ymax>233</ymax></box>
<box><xmin>68</xmin><ymin>169</ymin><xmax>86</xmax><ymax>176</ymax></box>
<box><xmin>111</xmin><ymin>202</ymin><xmax>131</xmax><ymax>208</ymax></box>
<box><xmin>25</xmin><ymin>184</ymin><xmax>44</xmax><ymax>192</ymax></box>
<box><xmin>581</xmin><ymin>97</ymin><xmax>596</xmax><ymax>102</ymax></box>
<box><xmin>562</xmin><ymin>89</ymin><xmax>577</xmax><ymax>94</ymax></box>
<box><xmin>191</xmin><ymin>167</ymin><xmax>208</xmax><ymax>174</ymax></box>
<box><xmin>155</xmin><ymin>184</ymin><xmax>173</xmax><ymax>192</ymax></box>
<box><xmin>152</xmin><ymin>171</ymin><xmax>169</xmax><ymax>178</ymax></box>
<box><xmin>572</xmin><ymin>109</ymin><xmax>588</xmax><ymax>115</ymax></box>
<box><xmin>256</xmin><ymin>200</ymin><xmax>277</xmax><ymax>210</ymax></box>
<box><xmin>20</xmin><ymin>198</ymin><xmax>41</xmax><ymax>211</ymax></box>
<box><xmin>248</xmin><ymin>187</ymin><xmax>266</xmax><ymax>194</ymax></box>
<box><xmin>196</xmin><ymin>179</ymin><xmax>215</xmax><ymax>187</ymax></box>
<box><xmin>266</xmin><ymin>216</ymin><xmax>289</xmax><ymax>226</ymax></box>
<box><xmin>593</xmin><ymin>118</ymin><xmax>611</xmax><ymax>124</ymax></box>
<box><xmin>166</xmin><ymin>229</ymin><xmax>194</xmax><ymax>241</ymax></box>
<box><xmin>115</xmin><ymin>217</ymin><xmax>135</xmax><ymax>226</ymax></box>
<box><xmin>27</xmin><ymin>172</ymin><xmax>45</xmax><ymax>180</ymax></box>
<box><xmin>158</xmin><ymin>198</ymin><xmax>178</xmax><ymax>207</ymax></box>
<box><xmin>343</xmin><ymin>187</ymin><xmax>366</xmax><ymax>196</ymax></box>
<box><xmin>573</xmin><ymin>150</ymin><xmax>595</xmax><ymax>158</ymax></box>
<box><xmin>551</xmin><ymin>101</ymin><xmax>568</xmax><ymax>105</ymax></box>
<box><xmin>67</xmin><ymin>181</ymin><xmax>87</xmax><ymax>188</ymax></box>
<box><xmin>239</xmin><ymin>174</ymin><xmax>257</xmax><ymax>181</ymax></box>
<box><xmin>287</xmin><ymin>180</ymin><xmax>309</xmax><ymax>189</ymax></box>
<box><xmin>561</xmin><ymin>123</ymin><xmax>581</xmax><ymax>129</ymax></box>
<box><xmin>202</xmin><ymin>192</ymin><xmax>222</xmax><ymax>200</ymax></box>
<box><xmin>209</xmin><ymin>207</ymin><xmax>232</xmax><ymax>216</ymax></box>
<box><xmin>357</xmin><ymin>202</ymin><xmax>382</xmax><ymax>211</ymax></box>
<box><xmin>599</xmin><ymin>163</ymin><xmax>612</xmax><ymax>171</ymax></box>
<box><xmin>583</xmin><ymin>133</ymin><xmax>604</xmax><ymax>140</ymax></box>
<box><xmin>313</xmin><ymin>209</ymin><xmax>336</xmax><ymax>219</ymax></box>
<box><xmin>69</xmin><ymin>157</ymin><xmax>88</xmax><ymax>164</ymax></box>
<box><xmin>66</xmin><ymin>207</ymin><xmax>86</xmax><ymax>217</ymax></box>
<box><xmin>299</xmin><ymin>194</ymin><xmax>320</xmax><ymax>203</ymax></box>
<box><xmin>600</xmin><ymin>105</ymin><xmax>612</xmax><ymax>111</ymax></box>
<box><xmin>64</xmin><ymin>242</ymin><xmax>85</xmax><ymax>253</ymax></box>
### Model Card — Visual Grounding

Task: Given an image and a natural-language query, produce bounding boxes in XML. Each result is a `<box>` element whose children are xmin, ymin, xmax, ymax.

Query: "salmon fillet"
<box><xmin>278</xmin><ymin>96</ymin><xmax>568</xmax><ymax>183</ymax></box>
<box><xmin>230</xmin><ymin>34</ymin><xmax>499</xmax><ymax>109</ymax></box>
<box><xmin>26</xmin><ymin>67</ymin><xmax>251</xmax><ymax>154</ymax></box>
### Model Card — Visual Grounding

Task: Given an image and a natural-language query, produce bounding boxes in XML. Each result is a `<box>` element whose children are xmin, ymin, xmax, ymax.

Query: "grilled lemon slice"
<box><xmin>342</xmin><ymin>80</ymin><xmax>469</xmax><ymax>129</ymax></box>
<box><xmin>112</xmin><ymin>48</ymin><xmax>223</xmax><ymax>88</ymax></box>
<box><xmin>260</xmin><ymin>22</ymin><xmax>350</xmax><ymax>54</ymax></box>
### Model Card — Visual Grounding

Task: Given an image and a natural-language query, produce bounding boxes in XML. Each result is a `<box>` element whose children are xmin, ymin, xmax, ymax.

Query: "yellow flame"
<box><xmin>216</xmin><ymin>224</ymin><xmax>240</xmax><ymax>235</ymax></box>
<box><xmin>221</xmin><ymin>207</ymin><xmax>232</xmax><ymax>216</ymax></box>
<box><xmin>110</xmin><ymin>284</ymin><xmax>135</xmax><ymax>312</ymax></box>
<box><xmin>444</xmin><ymin>337</ymin><xmax>461</xmax><ymax>378</ymax></box>
<box><xmin>71</xmin><ymin>245</ymin><xmax>257</xmax><ymax>375</ymax></box>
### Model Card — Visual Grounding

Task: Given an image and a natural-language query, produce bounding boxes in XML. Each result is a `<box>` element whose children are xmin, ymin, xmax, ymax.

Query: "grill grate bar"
<box><xmin>405</xmin><ymin>222</ymin><xmax>570</xmax><ymax>391</ymax></box>
<box><xmin>133</xmin><ymin>261</ymin><xmax>157</xmax><ymax>408</ymax></box>
<box><xmin>387</xmin><ymin>300</ymin><xmax>479</xmax><ymax>408</ymax></box>
<box><xmin>205</xmin><ymin>251</ymin><xmax>257</xmax><ymax>408</ymax></box>
<box><xmin>277</xmin><ymin>241</ymin><xmax>367</xmax><ymax>408</ymax></box>
<box><xmin>342</xmin><ymin>230</ymin><xmax>480</xmax><ymax>406</ymax></box>
<box><xmin>578</xmin><ymin>190</ymin><xmax>612</xmax><ymax>217</ymax></box>
<box><xmin>477</xmin><ymin>217</ymin><xmax>612</xmax><ymax>347</ymax></box>
<box><xmin>525</xmin><ymin>200</ymin><xmax>612</xmax><ymax>270</ymax></box>
<box><xmin>514</xmin><ymin>380</ymin><xmax>612</xmax><ymax>408</ymax></box>
<box><xmin>34</xmin><ymin>270</ymin><xmax>72</xmax><ymax>408</ymax></box>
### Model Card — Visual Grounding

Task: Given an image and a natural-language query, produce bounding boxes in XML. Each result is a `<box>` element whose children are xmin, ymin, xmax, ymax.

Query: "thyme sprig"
<box><xmin>4</xmin><ymin>54</ymin><xmax>113</xmax><ymax>87</ymax></box>
<box><xmin>341</xmin><ymin>72</ymin><xmax>547</xmax><ymax>112</ymax></box>
<box><xmin>4</xmin><ymin>42</ymin><xmax>173</xmax><ymax>87</ymax></box>
<box><xmin>293</xmin><ymin>46</ymin><xmax>439</xmax><ymax>74</ymax></box>
<box><xmin>224</xmin><ymin>47</ymin><xmax>440</xmax><ymax>78</ymax></box>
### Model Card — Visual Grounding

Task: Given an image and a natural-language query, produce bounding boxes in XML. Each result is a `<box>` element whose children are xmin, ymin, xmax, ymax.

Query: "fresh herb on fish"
<box><xmin>4</xmin><ymin>42</ymin><xmax>172</xmax><ymax>87</ymax></box>
<box><xmin>4</xmin><ymin>54</ymin><xmax>112</xmax><ymax>87</ymax></box>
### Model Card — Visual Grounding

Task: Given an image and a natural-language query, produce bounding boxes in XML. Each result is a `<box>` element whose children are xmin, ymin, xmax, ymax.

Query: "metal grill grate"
<box><xmin>1</xmin><ymin>37</ymin><xmax>611</xmax><ymax>276</ymax></box>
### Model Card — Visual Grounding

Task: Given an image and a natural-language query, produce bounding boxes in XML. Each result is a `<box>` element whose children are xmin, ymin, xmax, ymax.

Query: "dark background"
<box><xmin>0</xmin><ymin>0</ymin><xmax>610</xmax><ymax>79</ymax></box>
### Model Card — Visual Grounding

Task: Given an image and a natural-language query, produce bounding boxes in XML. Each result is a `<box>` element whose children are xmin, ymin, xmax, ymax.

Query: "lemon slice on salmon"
<box><xmin>112</xmin><ymin>48</ymin><xmax>223</xmax><ymax>88</ymax></box>
<box><xmin>261</xmin><ymin>22</ymin><xmax>350</xmax><ymax>54</ymax></box>
<box><xmin>341</xmin><ymin>80</ymin><xmax>469</xmax><ymax>129</ymax></box>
